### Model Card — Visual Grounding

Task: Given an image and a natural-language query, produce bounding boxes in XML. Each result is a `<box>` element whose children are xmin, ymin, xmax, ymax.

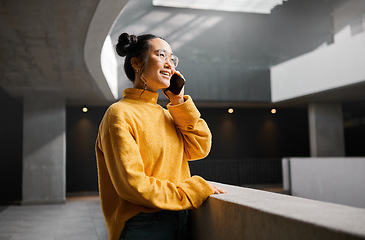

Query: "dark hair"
<box><xmin>116</xmin><ymin>33</ymin><xmax>159</xmax><ymax>82</ymax></box>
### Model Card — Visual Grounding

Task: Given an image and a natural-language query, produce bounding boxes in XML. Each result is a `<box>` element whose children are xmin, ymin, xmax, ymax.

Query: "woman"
<box><xmin>95</xmin><ymin>33</ymin><xmax>225</xmax><ymax>240</ymax></box>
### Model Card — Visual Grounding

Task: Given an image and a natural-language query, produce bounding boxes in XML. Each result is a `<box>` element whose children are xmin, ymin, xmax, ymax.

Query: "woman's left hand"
<box><xmin>210</xmin><ymin>184</ymin><xmax>227</xmax><ymax>194</ymax></box>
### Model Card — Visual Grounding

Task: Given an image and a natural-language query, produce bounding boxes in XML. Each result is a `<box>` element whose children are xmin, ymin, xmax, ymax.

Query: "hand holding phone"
<box><xmin>165</xmin><ymin>72</ymin><xmax>185</xmax><ymax>95</ymax></box>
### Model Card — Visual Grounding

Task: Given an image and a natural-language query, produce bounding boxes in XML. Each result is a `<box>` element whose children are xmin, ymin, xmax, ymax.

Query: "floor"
<box><xmin>0</xmin><ymin>196</ymin><xmax>108</xmax><ymax>240</ymax></box>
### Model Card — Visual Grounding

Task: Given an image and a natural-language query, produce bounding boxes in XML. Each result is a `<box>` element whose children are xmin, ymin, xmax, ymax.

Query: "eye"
<box><xmin>158</xmin><ymin>51</ymin><xmax>166</xmax><ymax>58</ymax></box>
<box><xmin>171</xmin><ymin>56</ymin><xmax>178</xmax><ymax>66</ymax></box>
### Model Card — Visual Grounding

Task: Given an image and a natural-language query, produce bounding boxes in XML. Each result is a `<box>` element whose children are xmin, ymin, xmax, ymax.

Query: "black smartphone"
<box><xmin>166</xmin><ymin>73</ymin><xmax>185</xmax><ymax>95</ymax></box>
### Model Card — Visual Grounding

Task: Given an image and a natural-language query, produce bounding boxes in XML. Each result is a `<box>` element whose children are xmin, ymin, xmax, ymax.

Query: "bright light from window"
<box><xmin>153</xmin><ymin>0</ymin><xmax>288</xmax><ymax>14</ymax></box>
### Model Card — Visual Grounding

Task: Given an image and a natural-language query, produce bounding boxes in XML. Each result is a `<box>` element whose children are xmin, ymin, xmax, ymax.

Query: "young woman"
<box><xmin>95</xmin><ymin>33</ymin><xmax>225</xmax><ymax>240</ymax></box>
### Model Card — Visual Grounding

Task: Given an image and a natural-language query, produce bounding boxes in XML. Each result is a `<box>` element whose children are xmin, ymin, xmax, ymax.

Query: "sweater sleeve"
<box><xmin>97</xmin><ymin>106</ymin><xmax>214</xmax><ymax>210</ymax></box>
<box><xmin>167</xmin><ymin>95</ymin><xmax>212</xmax><ymax>161</ymax></box>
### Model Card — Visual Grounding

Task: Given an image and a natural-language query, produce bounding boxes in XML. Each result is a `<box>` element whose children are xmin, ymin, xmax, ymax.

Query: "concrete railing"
<box><xmin>191</xmin><ymin>182</ymin><xmax>365</xmax><ymax>240</ymax></box>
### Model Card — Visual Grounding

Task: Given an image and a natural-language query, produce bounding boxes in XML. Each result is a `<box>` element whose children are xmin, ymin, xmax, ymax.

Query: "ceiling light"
<box><xmin>152</xmin><ymin>0</ymin><xmax>288</xmax><ymax>14</ymax></box>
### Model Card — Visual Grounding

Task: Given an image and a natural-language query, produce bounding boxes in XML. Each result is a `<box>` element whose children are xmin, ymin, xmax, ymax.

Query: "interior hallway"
<box><xmin>0</xmin><ymin>196</ymin><xmax>107</xmax><ymax>240</ymax></box>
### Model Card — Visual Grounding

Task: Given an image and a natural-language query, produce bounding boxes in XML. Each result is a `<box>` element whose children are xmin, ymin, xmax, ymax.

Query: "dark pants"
<box><xmin>120</xmin><ymin>210</ymin><xmax>190</xmax><ymax>240</ymax></box>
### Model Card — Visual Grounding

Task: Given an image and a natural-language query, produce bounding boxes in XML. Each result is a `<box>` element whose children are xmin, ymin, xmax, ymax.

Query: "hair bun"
<box><xmin>116</xmin><ymin>33</ymin><xmax>138</xmax><ymax>57</ymax></box>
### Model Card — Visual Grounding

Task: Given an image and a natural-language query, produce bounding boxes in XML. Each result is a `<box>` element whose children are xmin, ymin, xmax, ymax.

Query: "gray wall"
<box><xmin>0</xmin><ymin>89</ymin><xmax>22</xmax><ymax>203</ymax></box>
<box><xmin>22</xmin><ymin>92</ymin><xmax>66</xmax><ymax>204</ymax></box>
<box><xmin>283</xmin><ymin>157</ymin><xmax>365</xmax><ymax>208</ymax></box>
<box><xmin>110</xmin><ymin>0</ymin><xmax>334</xmax><ymax>102</ymax></box>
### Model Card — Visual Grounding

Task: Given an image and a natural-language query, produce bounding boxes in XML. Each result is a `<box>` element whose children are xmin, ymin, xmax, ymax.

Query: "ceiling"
<box><xmin>0</xmin><ymin>0</ymin><xmax>112</xmax><ymax>105</ymax></box>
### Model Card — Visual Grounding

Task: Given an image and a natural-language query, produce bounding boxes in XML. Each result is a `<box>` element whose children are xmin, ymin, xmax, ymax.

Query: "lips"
<box><xmin>160</xmin><ymin>70</ymin><xmax>171</xmax><ymax>78</ymax></box>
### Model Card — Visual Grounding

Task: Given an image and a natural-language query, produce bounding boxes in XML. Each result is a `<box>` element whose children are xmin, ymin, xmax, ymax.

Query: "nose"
<box><xmin>164</xmin><ymin>60</ymin><xmax>174</xmax><ymax>69</ymax></box>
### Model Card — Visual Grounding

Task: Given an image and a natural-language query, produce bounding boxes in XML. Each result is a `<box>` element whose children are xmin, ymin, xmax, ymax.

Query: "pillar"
<box><xmin>22</xmin><ymin>92</ymin><xmax>66</xmax><ymax>204</ymax></box>
<box><xmin>308</xmin><ymin>103</ymin><xmax>345</xmax><ymax>157</ymax></box>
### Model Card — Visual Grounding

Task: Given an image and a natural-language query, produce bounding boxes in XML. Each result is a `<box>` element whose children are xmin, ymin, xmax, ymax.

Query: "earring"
<box><xmin>136</xmin><ymin>68</ymin><xmax>139</xmax><ymax>73</ymax></box>
<box><xmin>140</xmin><ymin>75</ymin><xmax>148</xmax><ymax>91</ymax></box>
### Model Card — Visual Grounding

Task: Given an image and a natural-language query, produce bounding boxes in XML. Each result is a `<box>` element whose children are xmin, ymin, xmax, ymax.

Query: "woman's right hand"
<box><xmin>210</xmin><ymin>184</ymin><xmax>227</xmax><ymax>194</ymax></box>
<box><xmin>163</xmin><ymin>71</ymin><xmax>185</xmax><ymax>105</ymax></box>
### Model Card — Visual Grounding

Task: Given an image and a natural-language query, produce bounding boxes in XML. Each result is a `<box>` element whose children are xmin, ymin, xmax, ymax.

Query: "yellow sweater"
<box><xmin>95</xmin><ymin>88</ymin><xmax>214</xmax><ymax>240</ymax></box>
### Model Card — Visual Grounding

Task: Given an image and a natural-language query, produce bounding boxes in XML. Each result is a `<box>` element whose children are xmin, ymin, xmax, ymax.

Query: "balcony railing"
<box><xmin>191</xmin><ymin>181</ymin><xmax>365</xmax><ymax>240</ymax></box>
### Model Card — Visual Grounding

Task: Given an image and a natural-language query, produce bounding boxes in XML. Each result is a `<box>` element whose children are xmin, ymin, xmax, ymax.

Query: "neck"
<box><xmin>133</xmin><ymin>75</ymin><xmax>158</xmax><ymax>92</ymax></box>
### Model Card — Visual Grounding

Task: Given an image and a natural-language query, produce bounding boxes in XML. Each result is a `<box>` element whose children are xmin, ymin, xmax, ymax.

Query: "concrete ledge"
<box><xmin>192</xmin><ymin>182</ymin><xmax>365</xmax><ymax>240</ymax></box>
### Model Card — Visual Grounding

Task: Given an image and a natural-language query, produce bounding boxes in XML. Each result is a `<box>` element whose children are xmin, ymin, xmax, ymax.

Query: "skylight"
<box><xmin>152</xmin><ymin>0</ymin><xmax>288</xmax><ymax>14</ymax></box>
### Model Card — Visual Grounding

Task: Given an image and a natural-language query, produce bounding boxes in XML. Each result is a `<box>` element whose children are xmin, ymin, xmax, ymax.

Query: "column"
<box><xmin>308</xmin><ymin>103</ymin><xmax>345</xmax><ymax>157</ymax></box>
<box><xmin>22</xmin><ymin>92</ymin><xmax>66</xmax><ymax>204</ymax></box>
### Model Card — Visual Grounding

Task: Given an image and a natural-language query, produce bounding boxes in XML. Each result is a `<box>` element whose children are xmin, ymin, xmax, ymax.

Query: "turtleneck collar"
<box><xmin>122</xmin><ymin>88</ymin><xmax>159</xmax><ymax>104</ymax></box>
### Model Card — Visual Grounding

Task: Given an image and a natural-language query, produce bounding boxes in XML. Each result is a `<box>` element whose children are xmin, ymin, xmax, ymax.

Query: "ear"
<box><xmin>130</xmin><ymin>57</ymin><xmax>142</xmax><ymax>70</ymax></box>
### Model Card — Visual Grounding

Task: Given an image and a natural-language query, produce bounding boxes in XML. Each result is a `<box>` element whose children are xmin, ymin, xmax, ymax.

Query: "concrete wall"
<box><xmin>109</xmin><ymin>0</ymin><xmax>334</xmax><ymax>102</ymax></box>
<box><xmin>22</xmin><ymin>92</ymin><xmax>66</xmax><ymax>204</ymax></box>
<box><xmin>282</xmin><ymin>157</ymin><xmax>365</xmax><ymax>208</ymax></box>
<box><xmin>333</xmin><ymin>0</ymin><xmax>365</xmax><ymax>43</ymax></box>
<box><xmin>271</xmin><ymin>31</ymin><xmax>365</xmax><ymax>102</ymax></box>
<box><xmin>192</xmin><ymin>182</ymin><xmax>365</xmax><ymax>240</ymax></box>
<box><xmin>0</xmin><ymin>89</ymin><xmax>22</xmax><ymax>203</ymax></box>
<box><xmin>308</xmin><ymin>103</ymin><xmax>345</xmax><ymax>157</ymax></box>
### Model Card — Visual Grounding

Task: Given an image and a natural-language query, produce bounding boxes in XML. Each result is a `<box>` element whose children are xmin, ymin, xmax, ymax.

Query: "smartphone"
<box><xmin>166</xmin><ymin>73</ymin><xmax>185</xmax><ymax>95</ymax></box>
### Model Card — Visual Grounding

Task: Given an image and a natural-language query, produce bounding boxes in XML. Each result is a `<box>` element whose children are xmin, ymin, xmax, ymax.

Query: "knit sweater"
<box><xmin>95</xmin><ymin>88</ymin><xmax>214</xmax><ymax>240</ymax></box>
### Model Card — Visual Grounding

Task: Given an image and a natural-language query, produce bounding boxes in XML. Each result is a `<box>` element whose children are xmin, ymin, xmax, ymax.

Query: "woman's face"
<box><xmin>139</xmin><ymin>38</ymin><xmax>176</xmax><ymax>92</ymax></box>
